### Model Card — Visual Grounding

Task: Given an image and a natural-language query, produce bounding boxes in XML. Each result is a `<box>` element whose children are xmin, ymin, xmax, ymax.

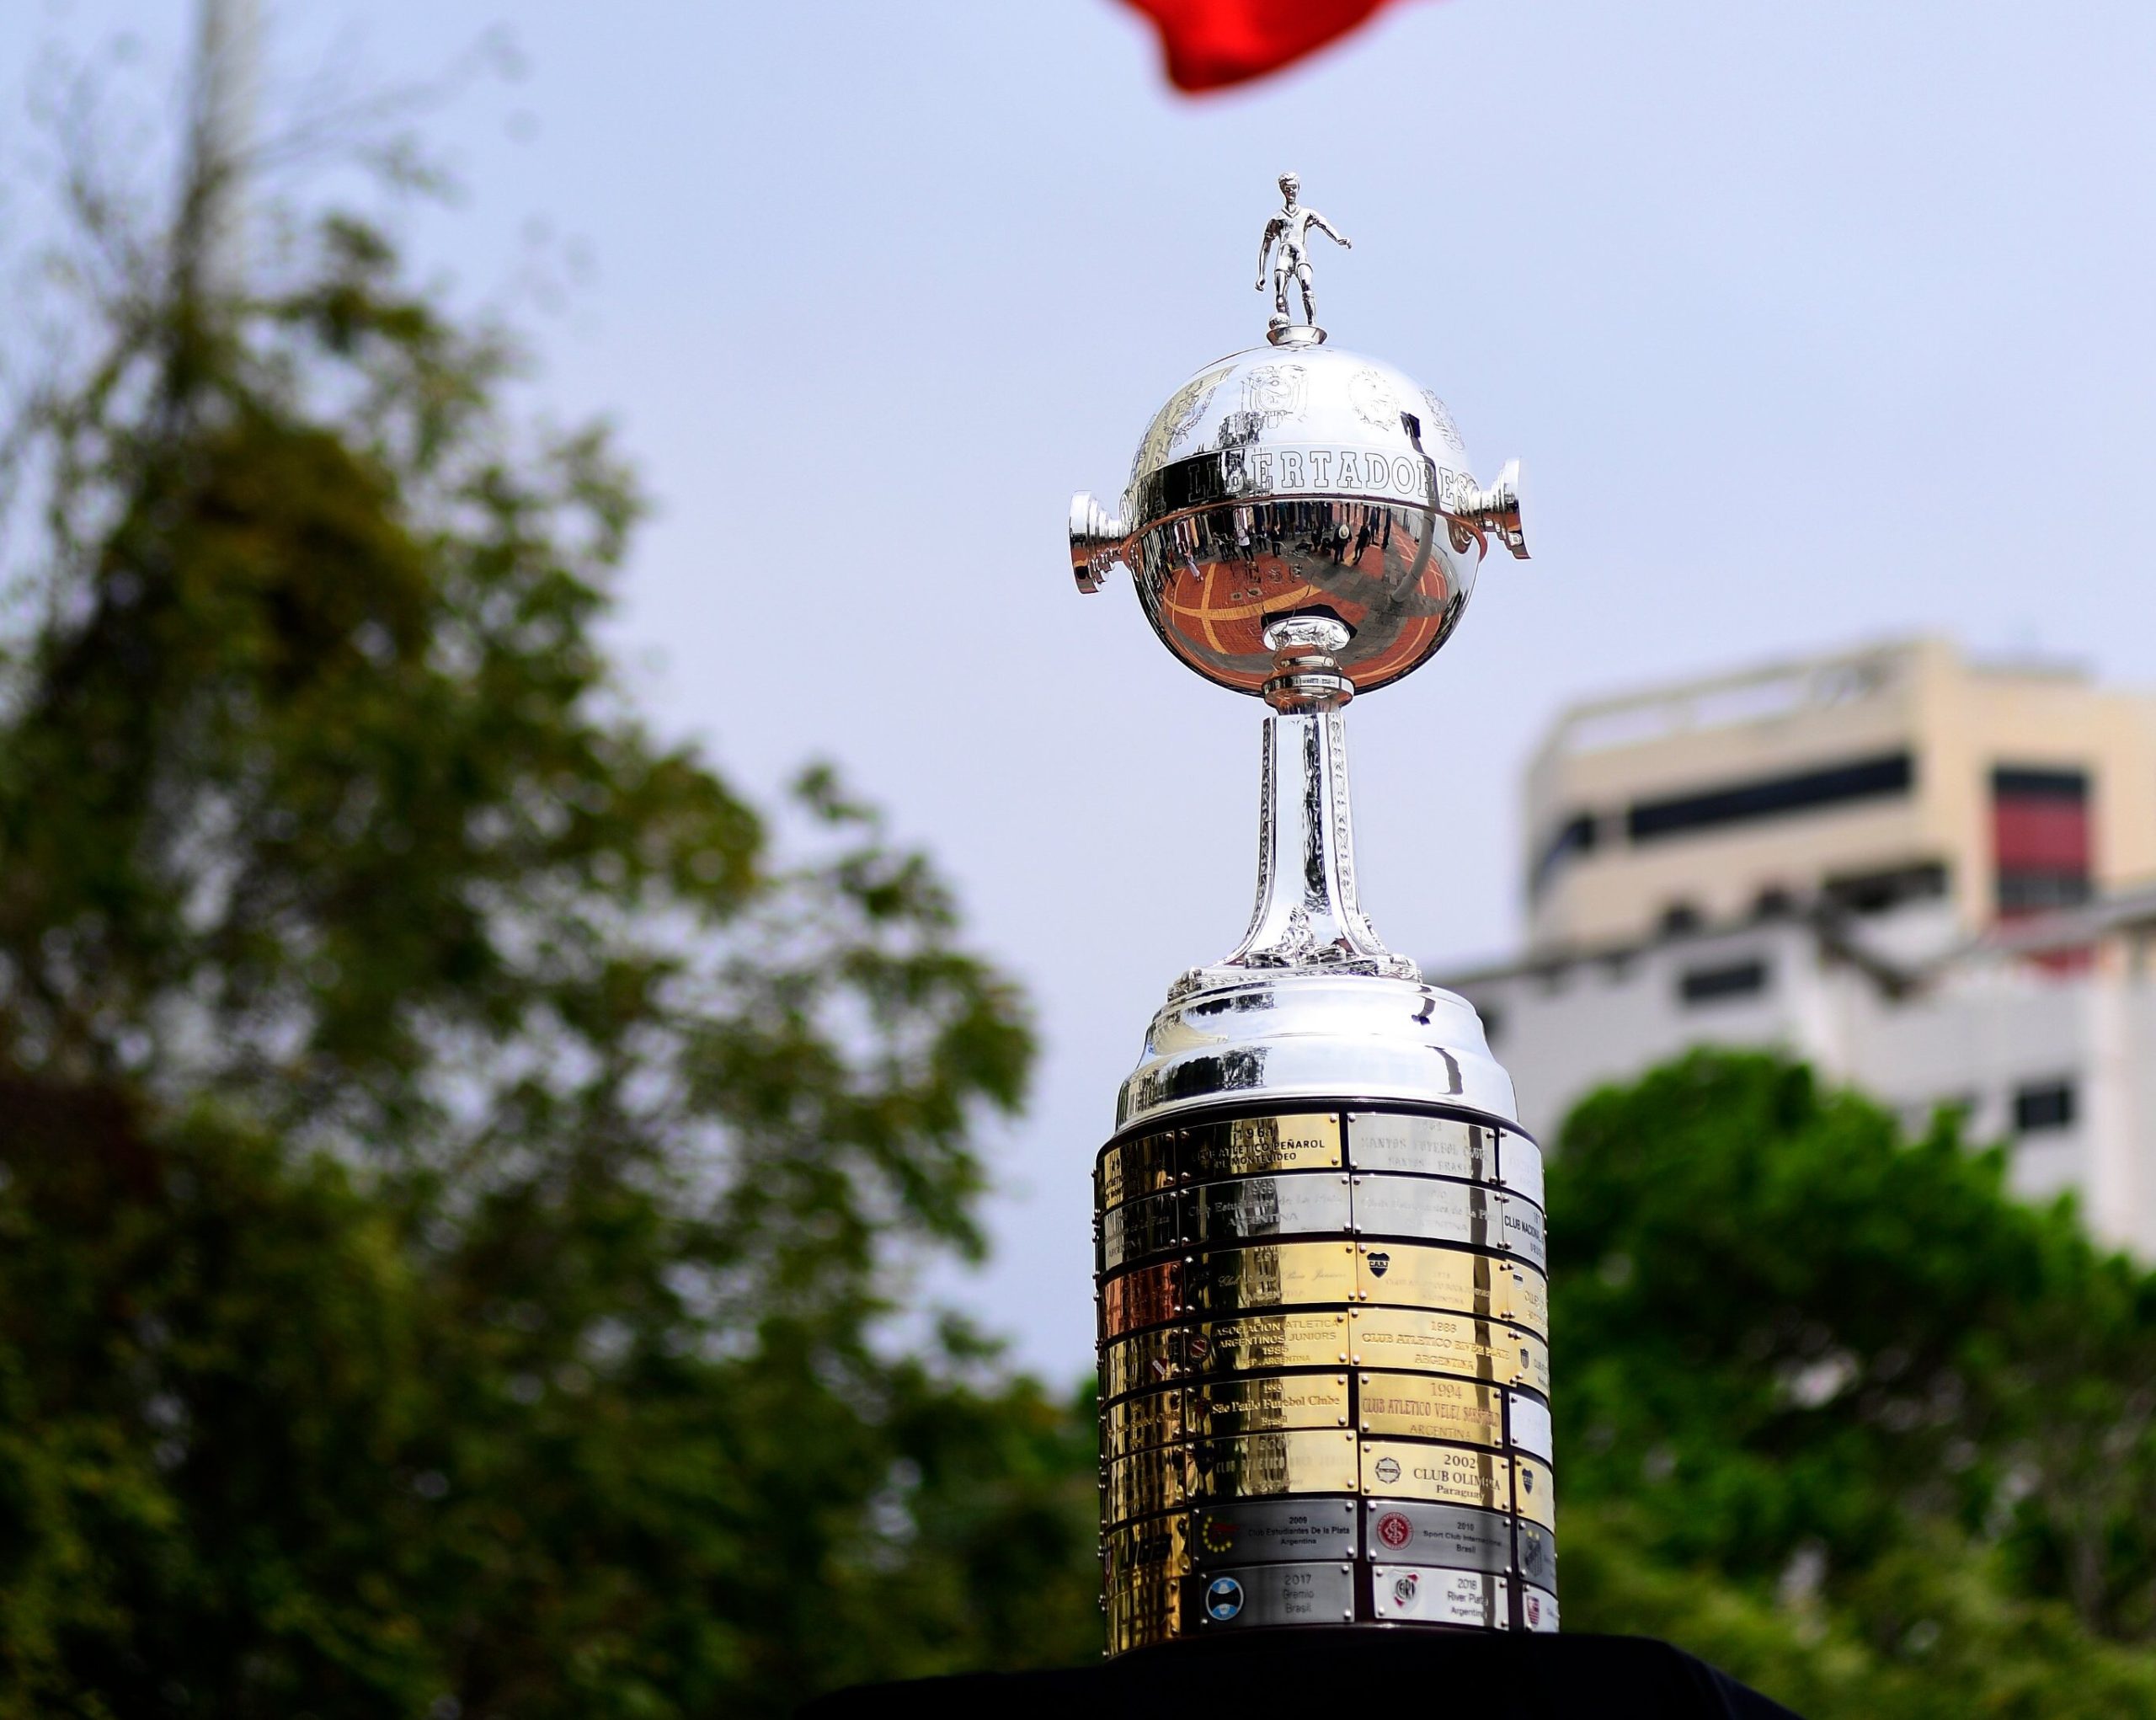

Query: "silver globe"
<box><xmin>1070</xmin><ymin>332</ymin><xmax>1526</xmax><ymax>699</ymax></box>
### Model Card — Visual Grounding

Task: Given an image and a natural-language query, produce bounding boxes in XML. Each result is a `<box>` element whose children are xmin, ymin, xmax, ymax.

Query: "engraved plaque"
<box><xmin>1101</xmin><ymin>1189</ymin><xmax>1183</xmax><ymax>1273</ymax></box>
<box><xmin>1189</xmin><ymin>1311</ymin><xmax>1349</xmax><ymax>1376</ymax></box>
<box><xmin>1505</xmin><ymin>1263</ymin><xmax>1549</xmax><ymax>1338</ymax></box>
<box><xmin>1198</xmin><ymin>1429</ymin><xmax>1359</xmax><ymax>1501</ymax></box>
<box><xmin>1521</xmin><ymin>1584</ymin><xmax>1560</xmax><ymax>1632</ymax></box>
<box><xmin>1498</xmin><ymin>1195</ymin><xmax>1547</xmax><ymax>1271</ymax></box>
<box><xmin>1508</xmin><ymin>1391</ymin><xmax>1554</xmax><ymax>1462</ymax></box>
<box><xmin>1197</xmin><ymin>1561</ymin><xmax>1355</xmax><ymax>1629</ymax></box>
<box><xmin>1513</xmin><ymin>1455</ymin><xmax>1556</xmax><ymax>1529</ymax></box>
<box><xmin>1194</xmin><ymin>1242</ymin><xmax>1356</xmax><ymax>1314</ymax></box>
<box><xmin>1193</xmin><ymin>1174</ymin><xmax>1351</xmax><ymax>1244</ymax></box>
<box><xmin>1358</xmin><ymin>1372</ymin><xmax>1505</xmax><ymax>1448</ymax></box>
<box><xmin>1348</xmin><ymin>1112</ymin><xmax>1498</xmax><ymax>1181</ymax></box>
<box><xmin>1100</xmin><ymin>1131</ymin><xmax>1176</xmax><ymax>1213</ymax></box>
<box><xmin>1107</xmin><ymin>1447</ymin><xmax>1193</xmax><ymax>1524</ymax></box>
<box><xmin>1517</xmin><ymin>1520</ymin><xmax>1557</xmax><ymax>1589</ymax></box>
<box><xmin>1107</xmin><ymin>1578</ymin><xmax>1182</xmax><ymax>1653</ymax></box>
<box><xmin>1353</xmin><ymin>1174</ymin><xmax>1497</xmax><ymax>1248</ymax></box>
<box><xmin>1364</xmin><ymin>1500</ymin><xmax>1511</xmax><ymax>1573</ymax></box>
<box><xmin>1357</xmin><ymin>1243</ymin><xmax>1497</xmax><ymax>1319</ymax></box>
<box><xmin>1359</xmin><ymin>1441</ymin><xmax>1510</xmax><ymax>1511</ymax></box>
<box><xmin>1194</xmin><ymin>1498</ymin><xmax>1357</xmax><ymax>1567</ymax></box>
<box><xmin>1103</xmin><ymin>1326</ymin><xmax>1184</xmax><ymax>1400</ymax></box>
<box><xmin>1196</xmin><ymin>1373</ymin><xmax>1349</xmax><ymax>1438</ymax></box>
<box><xmin>1105</xmin><ymin>1386</ymin><xmax>1187</xmax><ymax>1459</ymax></box>
<box><xmin>1185</xmin><ymin>1114</ymin><xmax>1340</xmax><ymax>1180</ymax></box>
<box><xmin>1106</xmin><ymin>1513</ymin><xmax>1191</xmax><ymax>1583</ymax></box>
<box><xmin>1371</xmin><ymin>1565</ymin><xmax>1508</xmax><ymax>1627</ymax></box>
<box><xmin>1498</xmin><ymin>1133</ymin><xmax>1545</xmax><ymax>1210</ymax></box>
<box><xmin>1349</xmin><ymin>1306</ymin><xmax>1550</xmax><ymax>1394</ymax></box>
<box><xmin>1103</xmin><ymin>1259</ymin><xmax>1183</xmax><ymax>1337</ymax></box>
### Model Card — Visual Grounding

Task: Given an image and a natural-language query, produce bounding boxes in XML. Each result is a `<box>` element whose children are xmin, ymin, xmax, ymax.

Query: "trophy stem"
<box><xmin>1216</xmin><ymin>706</ymin><xmax>1420</xmax><ymax>982</ymax></box>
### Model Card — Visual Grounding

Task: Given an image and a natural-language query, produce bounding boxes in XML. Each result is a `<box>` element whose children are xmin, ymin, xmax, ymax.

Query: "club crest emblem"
<box><xmin>1205</xmin><ymin>1576</ymin><xmax>1245</xmax><ymax>1621</ymax></box>
<box><xmin>1420</xmin><ymin>387</ymin><xmax>1468</xmax><ymax>451</ymax></box>
<box><xmin>1366</xmin><ymin>1250</ymin><xmax>1390</xmax><ymax>1278</ymax></box>
<box><xmin>1348</xmin><ymin>366</ymin><xmax>1401</xmax><ymax>430</ymax></box>
<box><xmin>1240</xmin><ymin>363</ymin><xmax>1308</xmax><ymax>425</ymax></box>
<box><xmin>1375</xmin><ymin>1511</ymin><xmax>1412</xmax><ymax>1550</ymax></box>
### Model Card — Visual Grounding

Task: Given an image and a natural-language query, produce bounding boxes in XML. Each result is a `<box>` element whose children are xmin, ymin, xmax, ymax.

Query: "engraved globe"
<box><xmin>1070</xmin><ymin>335</ymin><xmax>1526</xmax><ymax>698</ymax></box>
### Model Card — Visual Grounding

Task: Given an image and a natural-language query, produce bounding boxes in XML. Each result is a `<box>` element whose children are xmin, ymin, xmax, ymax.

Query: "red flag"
<box><xmin>1120</xmin><ymin>0</ymin><xmax>1408</xmax><ymax>93</ymax></box>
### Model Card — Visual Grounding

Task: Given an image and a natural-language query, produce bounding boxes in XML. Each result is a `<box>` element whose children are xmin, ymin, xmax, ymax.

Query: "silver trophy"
<box><xmin>1071</xmin><ymin>177</ymin><xmax>1551</xmax><ymax>1653</ymax></box>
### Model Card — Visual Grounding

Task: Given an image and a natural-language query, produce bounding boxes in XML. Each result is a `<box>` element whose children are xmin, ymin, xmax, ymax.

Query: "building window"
<box><xmin>1822</xmin><ymin>861</ymin><xmax>1949</xmax><ymax>916</ymax></box>
<box><xmin>1625</xmin><ymin>751</ymin><xmax>1913</xmax><ymax>843</ymax></box>
<box><xmin>1678</xmin><ymin>958</ymin><xmax>1769</xmax><ymax>1006</ymax></box>
<box><xmin>1992</xmin><ymin>766</ymin><xmax>2091</xmax><ymax>917</ymax></box>
<box><xmin>2012</xmin><ymin>1080</ymin><xmax>2076</xmax><ymax>1135</ymax></box>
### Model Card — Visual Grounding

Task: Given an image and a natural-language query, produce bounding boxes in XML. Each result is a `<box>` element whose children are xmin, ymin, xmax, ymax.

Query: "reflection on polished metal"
<box><xmin>1073</xmin><ymin>177</ymin><xmax>1551</xmax><ymax>1653</ymax></box>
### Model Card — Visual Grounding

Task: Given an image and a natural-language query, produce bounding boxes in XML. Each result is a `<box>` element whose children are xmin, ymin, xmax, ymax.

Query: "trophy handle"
<box><xmin>1465</xmin><ymin>457</ymin><xmax>1530</xmax><ymax>560</ymax></box>
<box><xmin>1069</xmin><ymin>491</ymin><xmax>1128</xmax><ymax>594</ymax></box>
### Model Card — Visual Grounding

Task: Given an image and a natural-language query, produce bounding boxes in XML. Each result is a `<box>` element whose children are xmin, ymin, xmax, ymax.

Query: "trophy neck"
<box><xmin>1185</xmin><ymin>706</ymin><xmax>1421</xmax><ymax>993</ymax></box>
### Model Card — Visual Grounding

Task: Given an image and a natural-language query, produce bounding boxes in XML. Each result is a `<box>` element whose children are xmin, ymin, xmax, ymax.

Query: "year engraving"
<box><xmin>1186</xmin><ymin>1114</ymin><xmax>1341</xmax><ymax>1178</ymax></box>
<box><xmin>1190</xmin><ymin>1311</ymin><xmax>1349</xmax><ymax>1375</ymax></box>
<box><xmin>1359</xmin><ymin>1440</ymin><xmax>1510</xmax><ymax>1510</ymax></box>
<box><xmin>1358</xmin><ymin>1372</ymin><xmax>1504</xmax><ymax>1447</ymax></box>
<box><xmin>1348</xmin><ymin>1306</ymin><xmax>1550</xmax><ymax>1393</ymax></box>
<box><xmin>1348</xmin><ymin>1113</ymin><xmax>1498</xmax><ymax>1180</ymax></box>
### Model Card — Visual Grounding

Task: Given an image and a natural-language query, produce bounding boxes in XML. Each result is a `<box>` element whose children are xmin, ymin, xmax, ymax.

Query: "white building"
<box><xmin>1444</xmin><ymin>640</ymin><xmax>2156</xmax><ymax>1253</ymax></box>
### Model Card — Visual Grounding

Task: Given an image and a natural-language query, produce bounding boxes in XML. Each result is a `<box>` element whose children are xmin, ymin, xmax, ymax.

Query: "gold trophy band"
<box><xmin>1095</xmin><ymin>1109</ymin><xmax>1557</xmax><ymax>1651</ymax></box>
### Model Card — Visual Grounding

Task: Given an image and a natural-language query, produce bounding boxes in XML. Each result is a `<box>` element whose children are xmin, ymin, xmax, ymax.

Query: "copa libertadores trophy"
<box><xmin>1069</xmin><ymin>174</ymin><xmax>1548</xmax><ymax>1656</ymax></box>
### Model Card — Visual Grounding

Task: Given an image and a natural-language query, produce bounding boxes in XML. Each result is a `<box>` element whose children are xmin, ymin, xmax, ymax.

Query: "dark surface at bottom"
<box><xmin>796</xmin><ymin>1632</ymin><xmax>1803</xmax><ymax>1720</ymax></box>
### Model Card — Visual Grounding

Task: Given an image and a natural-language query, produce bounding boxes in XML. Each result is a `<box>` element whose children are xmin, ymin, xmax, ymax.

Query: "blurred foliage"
<box><xmin>1552</xmin><ymin>1050</ymin><xmax>2156</xmax><ymax>1716</ymax></box>
<box><xmin>0</xmin><ymin>145</ymin><xmax>1091</xmax><ymax>1717</ymax></box>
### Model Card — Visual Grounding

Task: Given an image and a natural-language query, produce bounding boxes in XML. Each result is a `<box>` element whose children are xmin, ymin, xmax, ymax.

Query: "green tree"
<box><xmin>1550</xmin><ymin>1050</ymin><xmax>2156</xmax><ymax>1717</ymax></box>
<box><xmin>0</xmin><ymin>114</ymin><xmax>1096</xmax><ymax>1720</ymax></box>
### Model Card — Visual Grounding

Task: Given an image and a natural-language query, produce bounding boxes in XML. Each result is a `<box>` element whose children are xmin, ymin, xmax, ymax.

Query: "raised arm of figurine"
<box><xmin>1305</xmin><ymin>208</ymin><xmax>1353</xmax><ymax>251</ymax></box>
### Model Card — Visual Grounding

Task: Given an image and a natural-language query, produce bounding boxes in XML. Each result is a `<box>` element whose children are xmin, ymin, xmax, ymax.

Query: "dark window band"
<box><xmin>1992</xmin><ymin>766</ymin><xmax>2088</xmax><ymax>802</ymax></box>
<box><xmin>1678</xmin><ymin>959</ymin><xmax>1769</xmax><ymax>1005</ymax></box>
<box><xmin>2014</xmin><ymin>1081</ymin><xmax>2076</xmax><ymax>1134</ymax></box>
<box><xmin>1627</xmin><ymin>752</ymin><xmax>1913</xmax><ymax>843</ymax></box>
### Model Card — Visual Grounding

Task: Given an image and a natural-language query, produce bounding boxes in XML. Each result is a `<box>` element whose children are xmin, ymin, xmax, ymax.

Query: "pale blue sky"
<box><xmin>7</xmin><ymin>0</ymin><xmax>2153</xmax><ymax>1378</ymax></box>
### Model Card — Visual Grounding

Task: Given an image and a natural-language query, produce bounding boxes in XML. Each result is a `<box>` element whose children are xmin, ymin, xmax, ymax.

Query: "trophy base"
<box><xmin>799</xmin><ymin>1632</ymin><xmax>1804</xmax><ymax>1719</ymax></box>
